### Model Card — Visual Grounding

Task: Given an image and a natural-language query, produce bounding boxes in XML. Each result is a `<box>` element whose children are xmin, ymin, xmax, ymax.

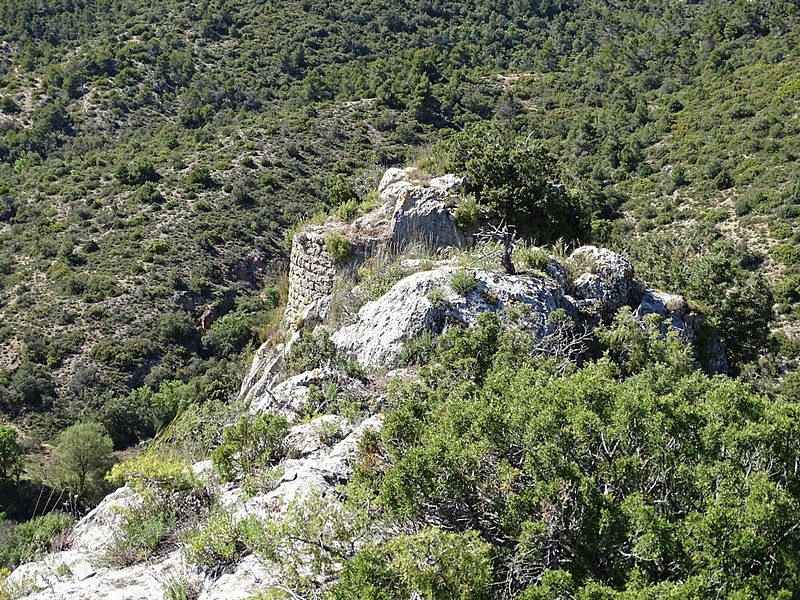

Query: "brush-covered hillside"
<box><xmin>2</xmin><ymin>0</ymin><xmax>800</xmax><ymax>582</ymax></box>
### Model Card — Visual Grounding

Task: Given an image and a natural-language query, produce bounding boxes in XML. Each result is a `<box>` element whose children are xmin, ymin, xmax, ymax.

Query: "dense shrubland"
<box><xmin>266</xmin><ymin>314</ymin><xmax>800</xmax><ymax>598</ymax></box>
<box><xmin>0</xmin><ymin>0</ymin><xmax>800</xmax><ymax>588</ymax></box>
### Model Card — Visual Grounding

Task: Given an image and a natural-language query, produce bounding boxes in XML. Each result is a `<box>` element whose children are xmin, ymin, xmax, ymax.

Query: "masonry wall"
<box><xmin>284</xmin><ymin>231</ymin><xmax>336</xmax><ymax>327</ymax></box>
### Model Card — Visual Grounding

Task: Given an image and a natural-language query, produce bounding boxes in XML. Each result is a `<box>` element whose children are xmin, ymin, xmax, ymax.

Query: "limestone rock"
<box><xmin>389</xmin><ymin>186</ymin><xmax>464</xmax><ymax>252</ymax></box>
<box><xmin>332</xmin><ymin>267</ymin><xmax>568</xmax><ymax>368</ymax></box>
<box><xmin>428</xmin><ymin>173</ymin><xmax>469</xmax><ymax>194</ymax></box>
<box><xmin>569</xmin><ymin>245</ymin><xmax>644</xmax><ymax>317</ymax></box>
<box><xmin>378</xmin><ymin>166</ymin><xmax>418</xmax><ymax>193</ymax></box>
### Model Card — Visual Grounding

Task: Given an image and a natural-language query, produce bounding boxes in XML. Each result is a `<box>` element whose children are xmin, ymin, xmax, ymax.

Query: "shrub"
<box><xmin>186</xmin><ymin>167</ymin><xmax>215</xmax><ymax>190</ymax></box>
<box><xmin>202</xmin><ymin>311</ymin><xmax>255</xmax><ymax>358</ymax></box>
<box><xmin>106</xmin><ymin>501</ymin><xmax>176</xmax><ymax>566</ymax></box>
<box><xmin>358</xmin><ymin>261</ymin><xmax>412</xmax><ymax>301</ymax></box>
<box><xmin>453</xmin><ymin>195</ymin><xmax>479</xmax><ymax>229</ymax></box>
<box><xmin>436</xmin><ymin>123</ymin><xmax>590</xmax><ymax>243</ymax></box>
<box><xmin>515</xmin><ymin>245</ymin><xmax>550</xmax><ymax>272</ymax></box>
<box><xmin>335</xmin><ymin>198</ymin><xmax>359</xmax><ymax>222</ymax></box>
<box><xmin>326</xmin><ymin>174</ymin><xmax>357</xmax><ymax>206</ymax></box>
<box><xmin>133</xmin><ymin>182</ymin><xmax>164</xmax><ymax>205</ymax></box>
<box><xmin>449</xmin><ymin>270</ymin><xmax>478</xmax><ymax>294</ymax></box>
<box><xmin>325</xmin><ymin>232</ymin><xmax>353</xmax><ymax>263</ymax></box>
<box><xmin>399</xmin><ymin>331</ymin><xmax>437</xmax><ymax>367</ymax></box>
<box><xmin>287</xmin><ymin>329</ymin><xmax>337</xmax><ymax>375</ymax></box>
<box><xmin>211</xmin><ymin>413</ymin><xmax>289</xmax><ymax>482</ymax></box>
<box><xmin>185</xmin><ymin>509</ymin><xmax>246</xmax><ymax>571</ymax></box>
<box><xmin>0</xmin><ymin>427</ymin><xmax>21</xmax><ymax>485</ymax></box>
<box><xmin>107</xmin><ymin>453</ymin><xmax>200</xmax><ymax>496</ymax></box>
<box><xmin>54</xmin><ymin>422</ymin><xmax>114</xmax><ymax>502</ymax></box>
<box><xmin>146</xmin><ymin>240</ymin><xmax>169</xmax><ymax>255</ymax></box>
<box><xmin>331</xmin><ymin>529</ymin><xmax>493</xmax><ymax>600</ymax></box>
<box><xmin>0</xmin><ymin>512</ymin><xmax>74</xmax><ymax>569</ymax></box>
<box><xmin>426</xmin><ymin>286</ymin><xmax>448</xmax><ymax>309</ymax></box>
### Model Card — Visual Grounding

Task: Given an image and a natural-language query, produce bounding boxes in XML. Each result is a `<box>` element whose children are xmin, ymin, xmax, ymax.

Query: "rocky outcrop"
<box><xmin>332</xmin><ymin>267</ymin><xmax>567</xmax><ymax>368</ymax></box>
<box><xmin>6</xmin><ymin>167</ymin><xmax>728</xmax><ymax>600</ymax></box>
<box><xmin>284</xmin><ymin>168</ymin><xmax>469</xmax><ymax>326</ymax></box>
<box><xmin>6</xmin><ymin>415</ymin><xmax>384</xmax><ymax>600</ymax></box>
<box><xmin>568</xmin><ymin>245</ymin><xmax>643</xmax><ymax>318</ymax></box>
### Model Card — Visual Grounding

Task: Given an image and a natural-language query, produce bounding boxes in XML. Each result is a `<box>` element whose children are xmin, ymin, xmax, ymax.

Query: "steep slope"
<box><xmin>1</xmin><ymin>0</ymin><xmax>799</xmax><ymax>442</ymax></box>
<box><xmin>2</xmin><ymin>169</ymin><xmax>742</xmax><ymax>599</ymax></box>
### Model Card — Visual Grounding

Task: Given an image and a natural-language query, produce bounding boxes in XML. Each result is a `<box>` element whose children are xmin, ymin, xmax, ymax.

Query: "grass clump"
<box><xmin>449</xmin><ymin>270</ymin><xmax>478</xmax><ymax>295</ymax></box>
<box><xmin>515</xmin><ymin>245</ymin><xmax>550</xmax><ymax>272</ymax></box>
<box><xmin>426</xmin><ymin>286</ymin><xmax>449</xmax><ymax>309</ymax></box>
<box><xmin>453</xmin><ymin>195</ymin><xmax>479</xmax><ymax>229</ymax></box>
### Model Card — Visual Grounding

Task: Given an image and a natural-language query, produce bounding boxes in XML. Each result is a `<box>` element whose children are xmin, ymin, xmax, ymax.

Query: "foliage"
<box><xmin>627</xmin><ymin>225</ymin><xmax>773</xmax><ymax>372</ymax></box>
<box><xmin>185</xmin><ymin>509</ymin><xmax>249</xmax><ymax>571</ymax></box>
<box><xmin>0</xmin><ymin>512</ymin><xmax>74</xmax><ymax>569</ymax></box>
<box><xmin>53</xmin><ymin>422</ymin><xmax>113</xmax><ymax>502</ymax></box>
<box><xmin>453</xmin><ymin>195</ymin><xmax>479</xmax><ymax>229</ymax></box>
<box><xmin>105</xmin><ymin>500</ymin><xmax>177</xmax><ymax>567</ymax></box>
<box><xmin>514</xmin><ymin>245</ymin><xmax>551</xmax><ymax>272</ymax></box>
<box><xmin>0</xmin><ymin>428</ymin><xmax>21</xmax><ymax>485</ymax></box>
<box><xmin>346</xmin><ymin>317</ymin><xmax>800</xmax><ymax>597</ymax></box>
<box><xmin>202</xmin><ymin>311</ymin><xmax>256</xmax><ymax>358</ymax></box>
<box><xmin>426</xmin><ymin>286</ymin><xmax>449</xmax><ymax>309</ymax></box>
<box><xmin>286</xmin><ymin>329</ymin><xmax>337</xmax><ymax>375</ymax></box>
<box><xmin>329</xmin><ymin>529</ymin><xmax>493</xmax><ymax>600</ymax></box>
<box><xmin>325</xmin><ymin>232</ymin><xmax>353</xmax><ymax>264</ymax></box>
<box><xmin>211</xmin><ymin>413</ymin><xmax>289</xmax><ymax>482</ymax></box>
<box><xmin>449</xmin><ymin>270</ymin><xmax>478</xmax><ymax>295</ymax></box>
<box><xmin>106</xmin><ymin>452</ymin><xmax>200</xmax><ymax>497</ymax></box>
<box><xmin>102</xmin><ymin>380</ymin><xmax>194</xmax><ymax>448</ymax></box>
<box><xmin>437</xmin><ymin>123</ymin><xmax>591</xmax><ymax>243</ymax></box>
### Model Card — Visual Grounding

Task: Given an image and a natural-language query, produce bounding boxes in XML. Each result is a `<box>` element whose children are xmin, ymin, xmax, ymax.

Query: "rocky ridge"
<box><xmin>5</xmin><ymin>168</ymin><xmax>725</xmax><ymax>599</ymax></box>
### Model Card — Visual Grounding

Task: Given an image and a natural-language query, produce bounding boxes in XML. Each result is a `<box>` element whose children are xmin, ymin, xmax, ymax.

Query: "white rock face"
<box><xmin>332</xmin><ymin>267</ymin><xmax>568</xmax><ymax>368</ymax></box>
<box><xmin>428</xmin><ymin>173</ymin><xmax>469</xmax><ymax>194</ymax></box>
<box><xmin>569</xmin><ymin>245</ymin><xmax>643</xmax><ymax>316</ymax></box>
<box><xmin>389</xmin><ymin>186</ymin><xmax>464</xmax><ymax>252</ymax></box>
<box><xmin>8</xmin><ymin>414</ymin><xmax>384</xmax><ymax>600</ymax></box>
<box><xmin>378</xmin><ymin>166</ymin><xmax>418</xmax><ymax>193</ymax></box>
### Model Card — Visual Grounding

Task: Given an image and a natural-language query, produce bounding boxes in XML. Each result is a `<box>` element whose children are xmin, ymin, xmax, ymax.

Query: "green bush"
<box><xmin>146</xmin><ymin>240</ymin><xmax>170</xmax><ymax>255</ymax></box>
<box><xmin>211</xmin><ymin>413</ymin><xmax>289</xmax><ymax>482</ymax></box>
<box><xmin>325</xmin><ymin>232</ymin><xmax>353</xmax><ymax>263</ymax></box>
<box><xmin>106</xmin><ymin>501</ymin><xmax>176</xmax><ymax>566</ymax></box>
<box><xmin>449</xmin><ymin>270</ymin><xmax>478</xmax><ymax>295</ymax></box>
<box><xmin>202</xmin><ymin>311</ymin><xmax>255</xmax><ymax>358</ymax></box>
<box><xmin>514</xmin><ymin>245</ymin><xmax>550</xmax><ymax>272</ymax></box>
<box><xmin>185</xmin><ymin>509</ymin><xmax>246</xmax><ymax>571</ymax></box>
<box><xmin>426</xmin><ymin>286</ymin><xmax>448</xmax><ymax>309</ymax></box>
<box><xmin>107</xmin><ymin>452</ymin><xmax>201</xmax><ymax>497</ymax></box>
<box><xmin>0</xmin><ymin>512</ymin><xmax>74</xmax><ymax>569</ymax></box>
<box><xmin>436</xmin><ymin>123</ymin><xmax>591</xmax><ymax>243</ymax></box>
<box><xmin>453</xmin><ymin>195</ymin><xmax>479</xmax><ymax>229</ymax></box>
<box><xmin>186</xmin><ymin>167</ymin><xmax>215</xmax><ymax>190</ymax></box>
<box><xmin>331</xmin><ymin>529</ymin><xmax>493</xmax><ymax>600</ymax></box>
<box><xmin>287</xmin><ymin>329</ymin><xmax>337</xmax><ymax>375</ymax></box>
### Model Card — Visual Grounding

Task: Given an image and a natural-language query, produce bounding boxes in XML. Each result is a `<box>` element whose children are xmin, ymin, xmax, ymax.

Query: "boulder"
<box><xmin>569</xmin><ymin>246</ymin><xmax>644</xmax><ymax>317</ymax></box>
<box><xmin>332</xmin><ymin>267</ymin><xmax>568</xmax><ymax>368</ymax></box>
<box><xmin>389</xmin><ymin>186</ymin><xmax>464</xmax><ymax>252</ymax></box>
<box><xmin>378</xmin><ymin>166</ymin><xmax>418</xmax><ymax>193</ymax></box>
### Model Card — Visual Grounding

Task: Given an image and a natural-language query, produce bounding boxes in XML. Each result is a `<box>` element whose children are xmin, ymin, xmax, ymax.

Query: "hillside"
<box><xmin>1</xmin><ymin>0</ymin><xmax>799</xmax><ymax>436</ymax></box>
<box><xmin>1</xmin><ymin>0</ymin><xmax>800</xmax><ymax>588</ymax></box>
<box><xmin>3</xmin><ymin>169</ymin><xmax>799</xmax><ymax>598</ymax></box>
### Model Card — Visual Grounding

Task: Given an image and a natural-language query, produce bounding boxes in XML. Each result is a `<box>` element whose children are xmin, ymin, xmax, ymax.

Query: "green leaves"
<box><xmin>437</xmin><ymin>123</ymin><xmax>591</xmax><ymax>244</ymax></box>
<box><xmin>355</xmin><ymin>317</ymin><xmax>800</xmax><ymax>596</ymax></box>
<box><xmin>331</xmin><ymin>529</ymin><xmax>493</xmax><ymax>600</ymax></box>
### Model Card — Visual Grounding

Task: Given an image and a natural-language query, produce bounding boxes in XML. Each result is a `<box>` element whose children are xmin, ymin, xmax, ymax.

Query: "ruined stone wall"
<box><xmin>284</xmin><ymin>231</ymin><xmax>336</xmax><ymax>327</ymax></box>
<box><xmin>284</xmin><ymin>227</ymin><xmax>385</xmax><ymax>327</ymax></box>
